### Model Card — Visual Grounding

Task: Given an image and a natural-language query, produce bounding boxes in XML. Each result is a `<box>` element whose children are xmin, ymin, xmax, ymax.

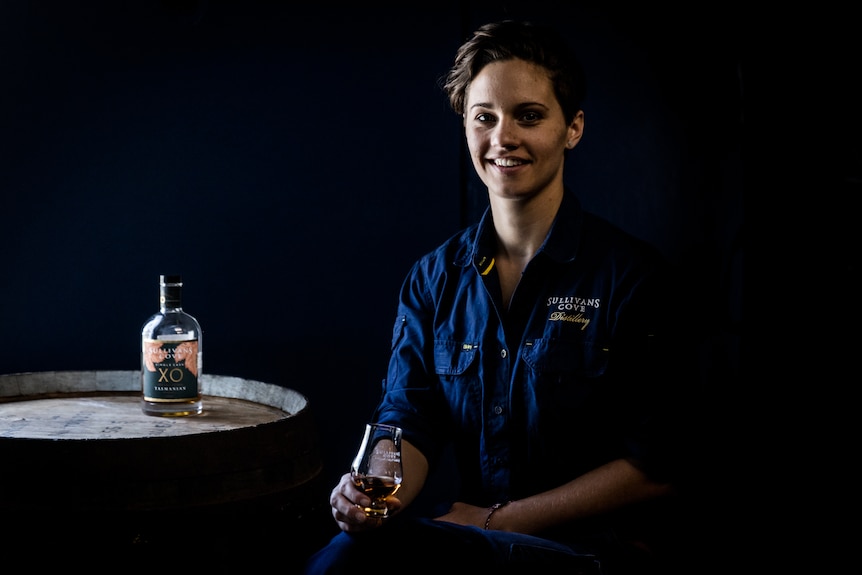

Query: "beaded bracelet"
<box><xmin>483</xmin><ymin>500</ymin><xmax>513</xmax><ymax>530</ymax></box>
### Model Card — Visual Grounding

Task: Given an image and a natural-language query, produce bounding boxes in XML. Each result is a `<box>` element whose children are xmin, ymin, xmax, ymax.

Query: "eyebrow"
<box><xmin>468</xmin><ymin>101</ymin><xmax>550</xmax><ymax>111</ymax></box>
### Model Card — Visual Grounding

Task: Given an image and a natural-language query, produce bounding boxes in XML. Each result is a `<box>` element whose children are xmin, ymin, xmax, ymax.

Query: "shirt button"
<box><xmin>500</xmin><ymin>349</ymin><xmax>507</xmax><ymax>358</ymax></box>
<box><xmin>493</xmin><ymin>405</ymin><xmax>503</xmax><ymax>415</ymax></box>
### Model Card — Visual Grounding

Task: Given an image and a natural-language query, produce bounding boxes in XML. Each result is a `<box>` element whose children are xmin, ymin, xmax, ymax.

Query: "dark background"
<box><xmin>0</xmin><ymin>0</ymin><xmax>744</xmax><ymax>564</ymax></box>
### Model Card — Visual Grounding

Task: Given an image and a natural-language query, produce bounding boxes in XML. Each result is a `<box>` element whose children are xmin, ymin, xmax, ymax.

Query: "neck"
<box><xmin>490</xmin><ymin>188</ymin><xmax>563</xmax><ymax>260</ymax></box>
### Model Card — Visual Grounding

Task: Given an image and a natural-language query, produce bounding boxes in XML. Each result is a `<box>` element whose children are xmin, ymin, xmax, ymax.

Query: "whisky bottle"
<box><xmin>141</xmin><ymin>274</ymin><xmax>203</xmax><ymax>416</ymax></box>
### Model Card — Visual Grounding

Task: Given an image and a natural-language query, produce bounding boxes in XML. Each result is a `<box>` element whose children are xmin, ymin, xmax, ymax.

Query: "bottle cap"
<box><xmin>160</xmin><ymin>274</ymin><xmax>183</xmax><ymax>285</ymax></box>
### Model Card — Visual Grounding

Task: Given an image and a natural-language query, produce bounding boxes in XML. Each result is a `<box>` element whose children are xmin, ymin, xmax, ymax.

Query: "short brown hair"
<box><xmin>442</xmin><ymin>20</ymin><xmax>586</xmax><ymax>124</ymax></box>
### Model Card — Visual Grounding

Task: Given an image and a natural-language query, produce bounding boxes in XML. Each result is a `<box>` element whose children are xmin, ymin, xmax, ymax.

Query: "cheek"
<box><xmin>466</xmin><ymin>132</ymin><xmax>486</xmax><ymax>159</ymax></box>
<box><xmin>537</xmin><ymin>134</ymin><xmax>567</xmax><ymax>158</ymax></box>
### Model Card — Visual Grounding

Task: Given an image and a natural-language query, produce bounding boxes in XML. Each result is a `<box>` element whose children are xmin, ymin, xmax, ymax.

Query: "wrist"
<box><xmin>483</xmin><ymin>500</ymin><xmax>513</xmax><ymax>530</ymax></box>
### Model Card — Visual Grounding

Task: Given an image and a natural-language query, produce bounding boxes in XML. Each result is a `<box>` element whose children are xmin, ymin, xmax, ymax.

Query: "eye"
<box><xmin>519</xmin><ymin>111</ymin><xmax>542</xmax><ymax>123</ymax></box>
<box><xmin>475</xmin><ymin>112</ymin><xmax>496</xmax><ymax>124</ymax></box>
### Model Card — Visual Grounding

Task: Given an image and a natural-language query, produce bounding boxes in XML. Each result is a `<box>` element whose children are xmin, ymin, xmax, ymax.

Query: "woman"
<box><xmin>304</xmin><ymin>19</ymin><xmax>694</xmax><ymax>574</ymax></box>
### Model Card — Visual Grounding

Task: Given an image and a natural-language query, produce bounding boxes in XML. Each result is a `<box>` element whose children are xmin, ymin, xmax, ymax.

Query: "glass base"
<box><xmin>141</xmin><ymin>398</ymin><xmax>203</xmax><ymax>417</ymax></box>
<box><xmin>359</xmin><ymin>504</ymin><xmax>390</xmax><ymax>518</ymax></box>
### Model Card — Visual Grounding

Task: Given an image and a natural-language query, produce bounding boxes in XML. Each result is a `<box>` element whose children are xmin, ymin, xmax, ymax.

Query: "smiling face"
<box><xmin>464</xmin><ymin>58</ymin><xmax>583</xmax><ymax>204</ymax></box>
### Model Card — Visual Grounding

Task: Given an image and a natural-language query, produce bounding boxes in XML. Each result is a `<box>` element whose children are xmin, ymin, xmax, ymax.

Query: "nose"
<box><xmin>491</xmin><ymin>118</ymin><xmax>519</xmax><ymax>150</ymax></box>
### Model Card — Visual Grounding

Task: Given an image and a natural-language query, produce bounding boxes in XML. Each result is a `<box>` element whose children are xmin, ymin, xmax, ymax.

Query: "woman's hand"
<box><xmin>330</xmin><ymin>472</ymin><xmax>403</xmax><ymax>533</ymax></box>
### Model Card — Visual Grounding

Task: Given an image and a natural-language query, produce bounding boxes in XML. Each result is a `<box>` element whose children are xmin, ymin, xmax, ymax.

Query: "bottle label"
<box><xmin>142</xmin><ymin>336</ymin><xmax>200</xmax><ymax>401</ymax></box>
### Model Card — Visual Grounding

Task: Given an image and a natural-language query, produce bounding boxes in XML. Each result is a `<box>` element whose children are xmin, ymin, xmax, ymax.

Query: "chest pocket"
<box><xmin>520</xmin><ymin>338</ymin><xmax>610</xmax><ymax>418</ymax></box>
<box><xmin>521</xmin><ymin>338</ymin><xmax>609</xmax><ymax>378</ymax></box>
<box><xmin>433</xmin><ymin>340</ymin><xmax>479</xmax><ymax>375</ymax></box>
<box><xmin>433</xmin><ymin>340</ymin><xmax>482</xmax><ymax>427</ymax></box>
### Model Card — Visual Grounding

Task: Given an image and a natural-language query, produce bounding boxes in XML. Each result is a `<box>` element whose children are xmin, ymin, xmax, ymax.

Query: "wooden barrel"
<box><xmin>0</xmin><ymin>370</ymin><xmax>332</xmax><ymax>547</ymax></box>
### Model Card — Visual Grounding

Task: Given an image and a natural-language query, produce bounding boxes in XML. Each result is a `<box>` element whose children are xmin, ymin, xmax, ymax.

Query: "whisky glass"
<box><xmin>350</xmin><ymin>423</ymin><xmax>403</xmax><ymax>518</ymax></box>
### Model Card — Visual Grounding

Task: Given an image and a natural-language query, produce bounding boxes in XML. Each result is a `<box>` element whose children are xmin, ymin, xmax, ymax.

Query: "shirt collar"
<box><xmin>461</xmin><ymin>189</ymin><xmax>585</xmax><ymax>269</ymax></box>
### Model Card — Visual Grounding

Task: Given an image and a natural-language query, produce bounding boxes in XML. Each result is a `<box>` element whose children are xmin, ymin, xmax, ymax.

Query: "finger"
<box><xmin>330</xmin><ymin>484</ymin><xmax>366</xmax><ymax>519</ymax></box>
<box><xmin>335</xmin><ymin>477</ymin><xmax>370</xmax><ymax>509</ymax></box>
<box><xmin>333</xmin><ymin>501</ymin><xmax>370</xmax><ymax>526</ymax></box>
<box><xmin>336</xmin><ymin>512</ymin><xmax>383</xmax><ymax>534</ymax></box>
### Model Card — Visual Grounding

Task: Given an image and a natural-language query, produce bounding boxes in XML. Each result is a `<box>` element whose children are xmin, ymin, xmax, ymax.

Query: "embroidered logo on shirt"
<box><xmin>477</xmin><ymin>256</ymin><xmax>495</xmax><ymax>276</ymax></box>
<box><xmin>545</xmin><ymin>296</ymin><xmax>599</xmax><ymax>331</ymax></box>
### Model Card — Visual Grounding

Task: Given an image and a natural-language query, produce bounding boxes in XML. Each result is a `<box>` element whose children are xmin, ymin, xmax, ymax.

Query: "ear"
<box><xmin>565</xmin><ymin>110</ymin><xmax>585</xmax><ymax>149</ymax></box>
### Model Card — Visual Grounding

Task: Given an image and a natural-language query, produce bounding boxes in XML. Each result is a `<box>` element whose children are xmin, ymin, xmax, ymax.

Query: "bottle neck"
<box><xmin>160</xmin><ymin>285</ymin><xmax>183</xmax><ymax>312</ymax></box>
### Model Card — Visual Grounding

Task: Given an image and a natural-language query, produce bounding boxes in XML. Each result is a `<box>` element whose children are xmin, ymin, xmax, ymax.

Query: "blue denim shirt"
<box><xmin>376</xmin><ymin>190</ymin><xmax>683</xmax><ymax>508</ymax></box>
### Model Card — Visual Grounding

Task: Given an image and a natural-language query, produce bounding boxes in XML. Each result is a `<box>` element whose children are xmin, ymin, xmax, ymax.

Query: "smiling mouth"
<box><xmin>493</xmin><ymin>158</ymin><xmax>527</xmax><ymax>167</ymax></box>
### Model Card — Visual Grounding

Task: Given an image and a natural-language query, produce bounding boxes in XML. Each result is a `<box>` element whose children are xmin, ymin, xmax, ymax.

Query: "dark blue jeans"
<box><xmin>302</xmin><ymin>516</ymin><xmax>603</xmax><ymax>574</ymax></box>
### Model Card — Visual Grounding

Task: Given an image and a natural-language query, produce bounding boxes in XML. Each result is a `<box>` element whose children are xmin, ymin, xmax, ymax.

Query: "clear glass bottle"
<box><xmin>141</xmin><ymin>274</ymin><xmax>203</xmax><ymax>416</ymax></box>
